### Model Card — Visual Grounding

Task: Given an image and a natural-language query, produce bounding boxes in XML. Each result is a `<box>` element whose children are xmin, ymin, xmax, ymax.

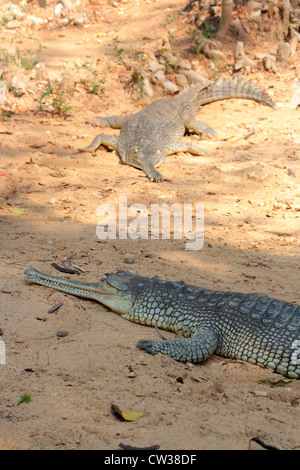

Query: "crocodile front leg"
<box><xmin>78</xmin><ymin>134</ymin><xmax>120</xmax><ymax>153</ymax></box>
<box><xmin>184</xmin><ymin>119</ymin><xmax>217</xmax><ymax>138</ymax></box>
<box><xmin>137</xmin><ymin>328</ymin><xmax>219</xmax><ymax>363</ymax></box>
<box><xmin>88</xmin><ymin>115</ymin><xmax>127</xmax><ymax>129</ymax></box>
<box><xmin>166</xmin><ymin>141</ymin><xmax>206</xmax><ymax>156</ymax></box>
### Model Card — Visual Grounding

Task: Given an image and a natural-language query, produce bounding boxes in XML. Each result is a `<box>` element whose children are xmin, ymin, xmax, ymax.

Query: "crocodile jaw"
<box><xmin>24</xmin><ymin>268</ymin><xmax>133</xmax><ymax>314</ymax></box>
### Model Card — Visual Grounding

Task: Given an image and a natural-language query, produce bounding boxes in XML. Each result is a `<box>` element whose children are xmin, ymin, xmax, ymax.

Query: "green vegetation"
<box><xmin>112</xmin><ymin>36</ymin><xmax>124</xmax><ymax>55</ymax></box>
<box><xmin>39</xmin><ymin>87</ymin><xmax>77</xmax><ymax>117</ymax></box>
<box><xmin>1</xmin><ymin>109</ymin><xmax>14</xmax><ymax>120</ymax></box>
<box><xmin>75</xmin><ymin>64</ymin><xmax>105</xmax><ymax>95</ymax></box>
<box><xmin>189</xmin><ymin>28</ymin><xmax>204</xmax><ymax>57</ymax></box>
<box><xmin>0</xmin><ymin>35</ymin><xmax>42</xmax><ymax>72</ymax></box>
<box><xmin>17</xmin><ymin>394</ymin><xmax>31</xmax><ymax>405</ymax></box>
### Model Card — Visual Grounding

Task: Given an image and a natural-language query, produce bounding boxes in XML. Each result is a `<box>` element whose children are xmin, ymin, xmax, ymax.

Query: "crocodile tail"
<box><xmin>197</xmin><ymin>78</ymin><xmax>276</xmax><ymax>108</ymax></box>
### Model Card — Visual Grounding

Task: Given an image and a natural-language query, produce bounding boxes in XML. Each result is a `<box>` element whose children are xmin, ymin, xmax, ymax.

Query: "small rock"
<box><xmin>34</xmin><ymin>63</ymin><xmax>49</xmax><ymax>81</ymax></box>
<box><xmin>59</xmin><ymin>72</ymin><xmax>76</xmax><ymax>94</ymax></box>
<box><xmin>48</xmin><ymin>198</ymin><xmax>56</xmax><ymax>204</ymax></box>
<box><xmin>148</xmin><ymin>60</ymin><xmax>165</xmax><ymax>74</ymax></box>
<box><xmin>290</xmin><ymin>88</ymin><xmax>300</xmax><ymax>109</ymax></box>
<box><xmin>124</xmin><ymin>254</ymin><xmax>135</xmax><ymax>264</ymax></box>
<box><xmin>54</xmin><ymin>3</ymin><xmax>64</xmax><ymax>15</ymax></box>
<box><xmin>214</xmin><ymin>381</ymin><xmax>224</xmax><ymax>393</ymax></box>
<box><xmin>162</xmin><ymin>80</ymin><xmax>179</xmax><ymax>94</ymax></box>
<box><xmin>142</xmin><ymin>77</ymin><xmax>154</xmax><ymax>97</ymax></box>
<box><xmin>58</xmin><ymin>18</ymin><xmax>69</xmax><ymax>26</ymax></box>
<box><xmin>178</xmin><ymin>60</ymin><xmax>192</xmax><ymax>71</ymax></box>
<box><xmin>182</xmin><ymin>70</ymin><xmax>207</xmax><ymax>85</ymax></box>
<box><xmin>175</xmin><ymin>73</ymin><xmax>188</xmax><ymax>88</ymax></box>
<box><xmin>6</xmin><ymin>20</ymin><xmax>21</xmax><ymax>30</ymax></box>
<box><xmin>36</xmin><ymin>316</ymin><xmax>47</xmax><ymax>321</ymax></box>
<box><xmin>10</xmin><ymin>76</ymin><xmax>27</xmax><ymax>96</ymax></box>
<box><xmin>0</xmin><ymin>80</ymin><xmax>7</xmax><ymax>105</ymax></box>
<box><xmin>61</xmin><ymin>0</ymin><xmax>77</xmax><ymax>8</ymax></box>
<box><xmin>152</xmin><ymin>70</ymin><xmax>166</xmax><ymax>85</ymax></box>
<box><xmin>276</xmin><ymin>43</ymin><xmax>291</xmax><ymax>68</ymax></box>
<box><xmin>56</xmin><ymin>330</ymin><xmax>69</xmax><ymax>337</ymax></box>
<box><xmin>262</xmin><ymin>55</ymin><xmax>276</xmax><ymax>72</ymax></box>
<box><xmin>73</xmin><ymin>17</ymin><xmax>84</xmax><ymax>26</ymax></box>
<box><xmin>24</xmin><ymin>15</ymin><xmax>45</xmax><ymax>29</ymax></box>
<box><xmin>127</xmin><ymin>371</ymin><xmax>137</xmax><ymax>378</ymax></box>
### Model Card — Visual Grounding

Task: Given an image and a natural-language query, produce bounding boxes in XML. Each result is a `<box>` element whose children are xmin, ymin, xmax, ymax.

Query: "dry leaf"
<box><xmin>257</xmin><ymin>377</ymin><xmax>292</xmax><ymax>387</ymax></box>
<box><xmin>111</xmin><ymin>404</ymin><xmax>143</xmax><ymax>422</ymax></box>
<box><xmin>10</xmin><ymin>207</ymin><xmax>24</xmax><ymax>215</ymax></box>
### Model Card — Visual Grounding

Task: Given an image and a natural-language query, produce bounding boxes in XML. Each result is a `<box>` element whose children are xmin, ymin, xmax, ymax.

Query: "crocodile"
<box><xmin>79</xmin><ymin>78</ymin><xmax>275</xmax><ymax>182</ymax></box>
<box><xmin>24</xmin><ymin>268</ymin><xmax>299</xmax><ymax>378</ymax></box>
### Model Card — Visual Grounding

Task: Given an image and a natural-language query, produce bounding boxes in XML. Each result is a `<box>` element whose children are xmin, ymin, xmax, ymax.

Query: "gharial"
<box><xmin>24</xmin><ymin>268</ymin><xmax>299</xmax><ymax>379</ymax></box>
<box><xmin>79</xmin><ymin>78</ymin><xmax>275</xmax><ymax>182</ymax></box>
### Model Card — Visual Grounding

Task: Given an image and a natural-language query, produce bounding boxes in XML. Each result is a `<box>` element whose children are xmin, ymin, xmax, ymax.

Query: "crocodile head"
<box><xmin>129</xmin><ymin>146</ymin><xmax>165</xmax><ymax>182</ymax></box>
<box><xmin>24</xmin><ymin>268</ymin><xmax>135</xmax><ymax>314</ymax></box>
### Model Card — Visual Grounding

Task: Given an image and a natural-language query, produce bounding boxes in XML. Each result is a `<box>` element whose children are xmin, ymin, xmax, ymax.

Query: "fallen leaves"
<box><xmin>10</xmin><ymin>207</ymin><xmax>24</xmax><ymax>215</ymax></box>
<box><xmin>111</xmin><ymin>404</ymin><xmax>144</xmax><ymax>422</ymax></box>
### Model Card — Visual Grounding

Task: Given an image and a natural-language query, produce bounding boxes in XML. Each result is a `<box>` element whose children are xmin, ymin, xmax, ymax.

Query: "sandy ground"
<box><xmin>0</xmin><ymin>0</ymin><xmax>299</xmax><ymax>450</ymax></box>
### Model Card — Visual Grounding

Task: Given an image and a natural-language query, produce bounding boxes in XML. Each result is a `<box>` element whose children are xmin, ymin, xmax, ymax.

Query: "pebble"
<box><xmin>162</xmin><ymin>80</ymin><xmax>179</xmax><ymax>94</ymax></box>
<box><xmin>175</xmin><ymin>73</ymin><xmax>188</xmax><ymax>88</ymax></box>
<box><xmin>54</xmin><ymin>3</ymin><xmax>63</xmax><ymax>15</ymax></box>
<box><xmin>127</xmin><ymin>371</ymin><xmax>137</xmax><ymax>378</ymax></box>
<box><xmin>6</xmin><ymin>20</ymin><xmax>21</xmax><ymax>29</ymax></box>
<box><xmin>73</xmin><ymin>17</ymin><xmax>84</xmax><ymax>26</ymax></box>
<box><xmin>0</xmin><ymin>80</ymin><xmax>7</xmax><ymax>105</ymax></box>
<box><xmin>124</xmin><ymin>254</ymin><xmax>135</xmax><ymax>264</ymax></box>
<box><xmin>142</xmin><ymin>77</ymin><xmax>154</xmax><ymax>97</ymax></box>
<box><xmin>56</xmin><ymin>330</ymin><xmax>69</xmax><ymax>337</ymax></box>
<box><xmin>48</xmin><ymin>198</ymin><xmax>56</xmax><ymax>204</ymax></box>
<box><xmin>58</xmin><ymin>18</ymin><xmax>69</xmax><ymax>26</ymax></box>
<box><xmin>36</xmin><ymin>316</ymin><xmax>47</xmax><ymax>321</ymax></box>
<box><xmin>182</xmin><ymin>70</ymin><xmax>207</xmax><ymax>85</ymax></box>
<box><xmin>148</xmin><ymin>60</ymin><xmax>165</xmax><ymax>74</ymax></box>
<box><xmin>24</xmin><ymin>15</ymin><xmax>45</xmax><ymax>29</ymax></box>
<box><xmin>152</xmin><ymin>70</ymin><xmax>166</xmax><ymax>85</ymax></box>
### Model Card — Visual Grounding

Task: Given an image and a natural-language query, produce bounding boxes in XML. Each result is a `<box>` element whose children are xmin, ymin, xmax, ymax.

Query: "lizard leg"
<box><xmin>185</xmin><ymin>119</ymin><xmax>217</xmax><ymax>138</ymax></box>
<box><xmin>138</xmin><ymin>162</ymin><xmax>164</xmax><ymax>182</ymax></box>
<box><xmin>166</xmin><ymin>141</ymin><xmax>206</xmax><ymax>156</ymax></box>
<box><xmin>137</xmin><ymin>328</ymin><xmax>219</xmax><ymax>363</ymax></box>
<box><xmin>78</xmin><ymin>134</ymin><xmax>119</xmax><ymax>153</ymax></box>
<box><xmin>125</xmin><ymin>155</ymin><xmax>165</xmax><ymax>182</ymax></box>
<box><xmin>88</xmin><ymin>115</ymin><xmax>126</xmax><ymax>129</ymax></box>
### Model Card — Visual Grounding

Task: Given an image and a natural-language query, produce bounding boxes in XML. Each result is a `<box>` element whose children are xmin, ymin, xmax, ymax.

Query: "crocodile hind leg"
<box><xmin>88</xmin><ymin>115</ymin><xmax>126</xmax><ymax>129</ymax></box>
<box><xmin>78</xmin><ymin>134</ymin><xmax>120</xmax><ymax>153</ymax></box>
<box><xmin>166</xmin><ymin>141</ymin><xmax>206</xmax><ymax>156</ymax></box>
<box><xmin>137</xmin><ymin>328</ymin><xmax>218</xmax><ymax>363</ymax></box>
<box><xmin>184</xmin><ymin>119</ymin><xmax>217</xmax><ymax>138</ymax></box>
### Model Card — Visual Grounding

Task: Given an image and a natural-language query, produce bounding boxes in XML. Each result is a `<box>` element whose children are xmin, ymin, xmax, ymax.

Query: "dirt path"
<box><xmin>0</xmin><ymin>0</ymin><xmax>299</xmax><ymax>450</ymax></box>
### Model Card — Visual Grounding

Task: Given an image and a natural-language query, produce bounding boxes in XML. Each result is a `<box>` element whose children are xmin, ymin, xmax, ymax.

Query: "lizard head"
<box><xmin>130</xmin><ymin>146</ymin><xmax>165</xmax><ymax>182</ymax></box>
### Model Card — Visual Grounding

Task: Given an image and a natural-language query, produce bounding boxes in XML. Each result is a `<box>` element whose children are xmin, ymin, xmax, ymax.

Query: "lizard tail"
<box><xmin>197</xmin><ymin>77</ymin><xmax>276</xmax><ymax>109</ymax></box>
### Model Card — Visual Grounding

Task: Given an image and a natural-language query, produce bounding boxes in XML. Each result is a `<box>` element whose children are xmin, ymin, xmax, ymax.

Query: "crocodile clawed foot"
<box><xmin>148</xmin><ymin>171</ymin><xmax>164</xmax><ymax>183</ymax></box>
<box><xmin>78</xmin><ymin>146</ymin><xmax>95</xmax><ymax>153</ymax></box>
<box><xmin>201</xmin><ymin>127</ymin><xmax>217</xmax><ymax>139</ymax></box>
